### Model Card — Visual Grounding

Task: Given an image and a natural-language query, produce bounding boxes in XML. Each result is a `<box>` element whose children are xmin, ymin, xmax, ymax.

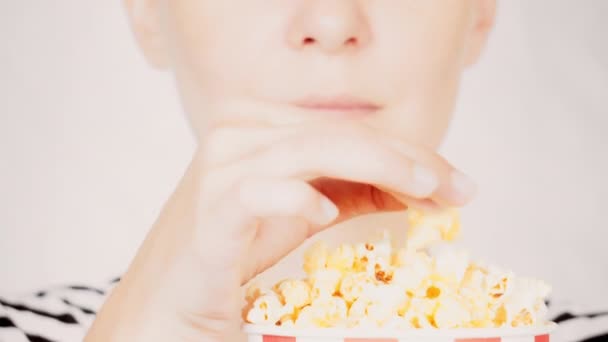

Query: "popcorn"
<box><xmin>313</xmin><ymin>296</ymin><xmax>348</xmax><ymax>327</ymax></box>
<box><xmin>295</xmin><ymin>296</ymin><xmax>348</xmax><ymax>328</ymax></box>
<box><xmin>533</xmin><ymin>299</ymin><xmax>549</xmax><ymax>323</ymax></box>
<box><xmin>278</xmin><ymin>314</ymin><xmax>296</xmax><ymax>327</ymax></box>
<box><xmin>408</xmin><ymin>297</ymin><xmax>438</xmax><ymax>317</ymax></box>
<box><xmin>433</xmin><ymin>296</ymin><xmax>471</xmax><ymax>328</ymax></box>
<box><xmin>394</xmin><ymin>248</ymin><xmax>433</xmax><ymax>270</ymax></box>
<box><xmin>354</xmin><ymin>232</ymin><xmax>392</xmax><ymax>278</ymax></box>
<box><xmin>366</xmin><ymin>301</ymin><xmax>398</xmax><ymax>326</ymax></box>
<box><xmin>392</xmin><ymin>253</ymin><xmax>433</xmax><ymax>293</ymax></box>
<box><xmin>348</xmin><ymin>294</ymin><xmax>403</xmax><ymax>328</ymax></box>
<box><xmin>511</xmin><ymin>309</ymin><xmax>534</xmax><ymax>327</ymax></box>
<box><xmin>243</xmin><ymin>209</ymin><xmax>552</xmax><ymax>330</ymax></box>
<box><xmin>383</xmin><ymin>315</ymin><xmax>410</xmax><ymax>329</ymax></box>
<box><xmin>276</xmin><ymin>279</ymin><xmax>312</xmax><ymax>308</ymax></box>
<box><xmin>303</xmin><ymin>241</ymin><xmax>329</xmax><ymax>275</ymax></box>
<box><xmin>245</xmin><ymin>283</ymin><xmax>270</xmax><ymax>304</ymax></box>
<box><xmin>423</xmin><ymin>279</ymin><xmax>457</xmax><ymax>301</ymax></box>
<box><xmin>348</xmin><ymin>297</ymin><xmax>370</xmax><ymax>321</ymax></box>
<box><xmin>406</xmin><ymin>208</ymin><xmax>460</xmax><ymax>251</ymax></box>
<box><xmin>339</xmin><ymin>272</ymin><xmax>372</xmax><ymax>303</ymax></box>
<box><xmin>485</xmin><ymin>266</ymin><xmax>515</xmax><ymax>301</ymax></box>
<box><xmin>327</xmin><ymin>244</ymin><xmax>356</xmax><ymax>271</ymax></box>
<box><xmin>246</xmin><ymin>292</ymin><xmax>293</xmax><ymax>325</ymax></box>
<box><xmin>403</xmin><ymin>298</ymin><xmax>436</xmax><ymax>329</ymax></box>
<box><xmin>501</xmin><ymin>277</ymin><xmax>551</xmax><ymax>326</ymax></box>
<box><xmin>364</xmin><ymin>283</ymin><xmax>408</xmax><ymax>324</ymax></box>
<box><xmin>492</xmin><ymin>303</ymin><xmax>508</xmax><ymax>327</ymax></box>
<box><xmin>367</xmin><ymin>283</ymin><xmax>407</xmax><ymax>304</ymax></box>
<box><xmin>431</xmin><ymin>245</ymin><xmax>470</xmax><ymax>285</ymax></box>
<box><xmin>309</xmin><ymin>269</ymin><xmax>341</xmax><ymax>298</ymax></box>
<box><xmin>461</xmin><ymin>264</ymin><xmax>486</xmax><ymax>291</ymax></box>
<box><xmin>294</xmin><ymin>305</ymin><xmax>316</xmax><ymax>328</ymax></box>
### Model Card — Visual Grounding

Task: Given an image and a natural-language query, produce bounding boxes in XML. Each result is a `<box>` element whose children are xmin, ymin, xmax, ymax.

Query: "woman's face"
<box><xmin>127</xmin><ymin>0</ymin><xmax>494</xmax><ymax>148</ymax></box>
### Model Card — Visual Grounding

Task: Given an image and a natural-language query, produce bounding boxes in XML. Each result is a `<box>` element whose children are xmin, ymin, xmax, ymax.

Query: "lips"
<box><xmin>292</xmin><ymin>96</ymin><xmax>382</xmax><ymax>118</ymax></box>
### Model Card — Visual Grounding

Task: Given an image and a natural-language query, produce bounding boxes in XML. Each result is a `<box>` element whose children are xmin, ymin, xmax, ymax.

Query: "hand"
<box><xmin>85</xmin><ymin>121</ymin><xmax>475</xmax><ymax>341</ymax></box>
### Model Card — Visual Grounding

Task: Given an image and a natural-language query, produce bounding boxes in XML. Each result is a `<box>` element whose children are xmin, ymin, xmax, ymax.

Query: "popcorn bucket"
<box><xmin>243</xmin><ymin>323</ymin><xmax>557</xmax><ymax>342</ymax></box>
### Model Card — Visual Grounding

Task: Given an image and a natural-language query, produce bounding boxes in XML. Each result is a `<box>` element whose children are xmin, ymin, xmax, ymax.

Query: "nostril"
<box><xmin>303</xmin><ymin>37</ymin><xmax>316</xmax><ymax>45</ymax></box>
<box><xmin>344</xmin><ymin>37</ymin><xmax>357</xmax><ymax>46</ymax></box>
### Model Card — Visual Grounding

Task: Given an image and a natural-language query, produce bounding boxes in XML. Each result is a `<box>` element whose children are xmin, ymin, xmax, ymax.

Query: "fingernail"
<box><xmin>450</xmin><ymin>170</ymin><xmax>476</xmax><ymax>202</ymax></box>
<box><xmin>411</xmin><ymin>164</ymin><xmax>439</xmax><ymax>197</ymax></box>
<box><xmin>319</xmin><ymin>197</ymin><xmax>339</xmax><ymax>224</ymax></box>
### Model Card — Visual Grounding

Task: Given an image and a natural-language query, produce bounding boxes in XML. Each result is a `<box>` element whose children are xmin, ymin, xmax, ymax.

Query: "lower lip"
<box><xmin>294</xmin><ymin>102</ymin><xmax>381</xmax><ymax>118</ymax></box>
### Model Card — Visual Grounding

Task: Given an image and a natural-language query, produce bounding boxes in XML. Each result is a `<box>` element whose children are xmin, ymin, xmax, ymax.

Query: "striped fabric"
<box><xmin>0</xmin><ymin>277</ymin><xmax>607</xmax><ymax>342</ymax></box>
<box><xmin>0</xmin><ymin>278</ymin><xmax>118</xmax><ymax>342</ymax></box>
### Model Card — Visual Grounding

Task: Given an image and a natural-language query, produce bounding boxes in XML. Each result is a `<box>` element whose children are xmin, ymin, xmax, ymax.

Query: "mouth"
<box><xmin>292</xmin><ymin>96</ymin><xmax>382</xmax><ymax>118</ymax></box>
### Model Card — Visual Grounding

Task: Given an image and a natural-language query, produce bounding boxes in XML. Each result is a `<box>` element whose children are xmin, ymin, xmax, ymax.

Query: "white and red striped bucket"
<box><xmin>243</xmin><ymin>323</ymin><xmax>556</xmax><ymax>342</ymax></box>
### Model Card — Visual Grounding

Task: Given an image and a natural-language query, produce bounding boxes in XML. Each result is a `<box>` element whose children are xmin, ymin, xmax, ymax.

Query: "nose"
<box><xmin>287</xmin><ymin>1</ymin><xmax>371</xmax><ymax>54</ymax></box>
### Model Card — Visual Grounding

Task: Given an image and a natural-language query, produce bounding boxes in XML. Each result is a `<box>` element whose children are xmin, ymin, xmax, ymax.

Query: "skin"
<box><xmin>86</xmin><ymin>1</ymin><xmax>495</xmax><ymax>341</ymax></box>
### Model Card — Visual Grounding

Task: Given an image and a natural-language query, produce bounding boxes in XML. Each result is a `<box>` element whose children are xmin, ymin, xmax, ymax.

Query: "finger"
<box><xmin>206</xmin><ymin>178</ymin><xmax>340</xmax><ymax>282</ymax></box>
<box><xmin>196</xmin><ymin>177</ymin><xmax>338</xmax><ymax>265</ymax></box>
<box><xmin>203</xmin><ymin>121</ymin><xmax>474</xmax><ymax>206</ymax></box>
<box><xmin>235</xmin><ymin>129</ymin><xmax>442</xmax><ymax>200</ymax></box>
<box><xmin>242</xmin><ymin>216</ymin><xmax>311</xmax><ymax>281</ymax></box>
<box><xmin>201</xmin><ymin>124</ymin><xmax>296</xmax><ymax>167</ymax></box>
<box><xmin>381</xmin><ymin>135</ymin><xmax>476</xmax><ymax>206</ymax></box>
<box><xmin>238</xmin><ymin>177</ymin><xmax>339</xmax><ymax>226</ymax></box>
<box><xmin>386</xmin><ymin>190</ymin><xmax>440</xmax><ymax>212</ymax></box>
<box><xmin>201</xmin><ymin>105</ymin><xmax>339</xmax><ymax>167</ymax></box>
<box><xmin>309</xmin><ymin>178</ymin><xmax>407</xmax><ymax>223</ymax></box>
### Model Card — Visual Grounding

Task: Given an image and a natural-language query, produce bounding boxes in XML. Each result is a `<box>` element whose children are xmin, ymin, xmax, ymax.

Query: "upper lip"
<box><xmin>292</xmin><ymin>96</ymin><xmax>382</xmax><ymax>113</ymax></box>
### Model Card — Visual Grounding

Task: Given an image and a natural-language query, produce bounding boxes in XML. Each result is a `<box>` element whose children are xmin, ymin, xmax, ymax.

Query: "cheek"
<box><xmin>381</xmin><ymin>64</ymin><xmax>460</xmax><ymax>149</ymax></box>
<box><xmin>372</xmin><ymin>3</ymin><xmax>469</xmax><ymax>93</ymax></box>
<box><xmin>369</xmin><ymin>8</ymin><xmax>468</xmax><ymax>147</ymax></box>
<box><xmin>166</xmin><ymin>1</ymin><xmax>287</xmax><ymax>99</ymax></box>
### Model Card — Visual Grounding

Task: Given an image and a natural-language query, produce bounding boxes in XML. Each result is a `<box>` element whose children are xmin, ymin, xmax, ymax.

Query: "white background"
<box><xmin>0</xmin><ymin>1</ymin><xmax>607</xmax><ymax>308</ymax></box>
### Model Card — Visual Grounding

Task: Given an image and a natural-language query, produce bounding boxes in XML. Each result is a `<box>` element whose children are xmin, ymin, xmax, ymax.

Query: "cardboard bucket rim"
<box><xmin>243</xmin><ymin>322</ymin><xmax>557</xmax><ymax>339</ymax></box>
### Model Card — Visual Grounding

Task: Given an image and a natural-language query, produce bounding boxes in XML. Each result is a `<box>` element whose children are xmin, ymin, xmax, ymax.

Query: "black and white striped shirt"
<box><xmin>0</xmin><ymin>278</ymin><xmax>118</xmax><ymax>342</ymax></box>
<box><xmin>0</xmin><ymin>278</ymin><xmax>607</xmax><ymax>341</ymax></box>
